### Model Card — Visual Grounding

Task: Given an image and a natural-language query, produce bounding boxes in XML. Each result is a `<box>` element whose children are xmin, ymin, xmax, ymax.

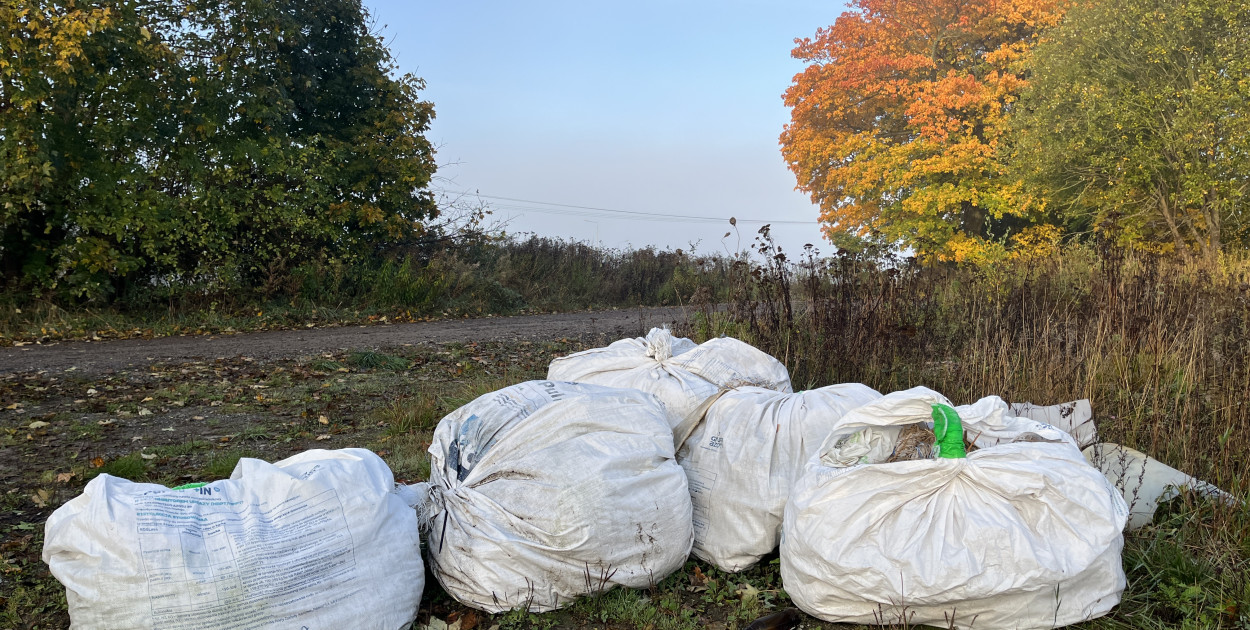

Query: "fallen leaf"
<box><xmin>736</xmin><ymin>583</ymin><xmax>760</xmax><ymax>603</ymax></box>
<box><xmin>86</xmin><ymin>388</ymin><xmax>98</xmax><ymax>396</ymax></box>
<box><xmin>138</xmin><ymin>408</ymin><xmax>153</xmax><ymax>416</ymax></box>
<box><xmin>27</xmin><ymin>420</ymin><xmax>49</xmax><ymax>429</ymax></box>
<box><xmin>318</xmin><ymin>415</ymin><xmax>330</xmax><ymax>425</ymax></box>
<box><xmin>97</xmin><ymin>419</ymin><xmax>114</xmax><ymax>426</ymax></box>
<box><xmin>192</xmin><ymin>416</ymin><xmax>205</xmax><ymax>421</ymax></box>
<box><xmin>688</xmin><ymin>566</ymin><xmax>712</xmax><ymax>593</ymax></box>
<box><xmin>131</xmin><ymin>436</ymin><xmax>143</xmax><ymax>442</ymax></box>
<box><xmin>315</xmin><ymin>434</ymin><xmax>331</xmax><ymax>441</ymax></box>
<box><xmin>31</xmin><ymin>488</ymin><xmax>51</xmax><ymax>508</ymax></box>
<box><xmin>140</xmin><ymin>453</ymin><xmax>157</xmax><ymax>460</ymax></box>
<box><xmin>91</xmin><ymin>457</ymin><xmax>105</xmax><ymax>468</ymax></box>
<box><xmin>141</xmin><ymin>397</ymin><xmax>154</xmax><ymax>402</ymax></box>
<box><xmin>56</xmin><ymin>472</ymin><xmax>76</xmax><ymax>483</ymax></box>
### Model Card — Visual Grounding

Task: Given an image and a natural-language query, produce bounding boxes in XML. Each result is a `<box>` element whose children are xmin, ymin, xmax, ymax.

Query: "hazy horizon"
<box><xmin>365</xmin><ymin>1</ymin><xmax>846</xmax><ymax>257</ymax></box>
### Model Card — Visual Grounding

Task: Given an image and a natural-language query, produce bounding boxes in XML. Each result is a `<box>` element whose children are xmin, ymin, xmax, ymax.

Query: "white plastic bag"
<box><xmin>1010</xmin><ymin>399</ymin><xmax>1098</xmax><ymax>448</ymax></box>
<box><xmin>1084</xmin><ymin>442</ymin><xmax>1240</xmax><ymax>530</ymax></box>
<box><xmin>420</xmin><ymin>380</ymin><xmax>693</xmax><ymax>613</ymax></box>
<box><xmin>43</xmin><ymin>448</ymin><xmax>424</xmax><ymax>630</ymax></box>
<box><xmin>675</xmin><ymin>384</ymin><xmax>882</xmax><ymax>572</ymax></box>
<box><xmin>782</xmin><ymin>388</ymin><xmax>1128</xmax><ymax>629</ymax></box>
<box><xmin>547</xmin><ymin>328</ymin><xmax>792</xmax><ymax>428</ymax></box>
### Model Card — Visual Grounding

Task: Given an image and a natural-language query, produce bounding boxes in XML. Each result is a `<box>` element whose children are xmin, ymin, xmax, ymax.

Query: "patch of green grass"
<box><xmin>0</xmin><ymin>561</ymin><xmax>66</xmax><ymax>628</ymax></box>
<box><xmin>347</xmin><ymin>350</ymin><xmax>412</xmax><ymax>371</ymax></box>
<box><xmin>308</xmin><ymin>359</ymin><xmax>347</xmax><ymax>372</ymax></box>
<box><xmin>90</xmin><ymin>453</ymin><xmax>149</xmax><ymax>481</ymax></box>
<box><xmin>68</xmin><ymin>421</ymin><xmax>102</xmax><ymax>439</ymax></box>
<box><xmin>1086</xmin><ymin>493</ymin><xmax>1250</xmax><ymax>629</ymax></box>
<box><xmin>152</xmin><ymin>382</ymin><xmax>196</xmax><ymax>402</ymax></box>
<box><xmin>151</xmin><ymin>439</ymin><xmax>214</xmax><ymax>458</ymax></box>
<box><xmin>495</xmin><ymin>608</ymin><xmax>559</xmax><ymax>630</ymax></box>
<box><xmin>234</xmin><ymin>425</ymin><xmax>273</xmax><ymax>442</ymax></box>
<box><xmin>378</xmin><ymin>434</ymin><xmax>432</xmax><ymax>482</ymax></box>
<box><xmin>440</xmin><ymin>377</ymin><xmax>514</xmax><ymax>412</ymax></box>
<box><xmin>202</xmin><ymin>450</ymin><xmax>262</xmax><ymax>480</ymax></box>
<box><xmin>373</xmin><ymin>395</ymin><xmax>442</xmax><ymax>435</ymax></box>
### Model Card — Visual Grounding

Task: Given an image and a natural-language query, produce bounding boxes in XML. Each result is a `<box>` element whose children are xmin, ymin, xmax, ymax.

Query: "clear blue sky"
<box><xmin>364</xmin><ymin>1</ymin><xmax>846</xmax><ymax>256</ymax></box>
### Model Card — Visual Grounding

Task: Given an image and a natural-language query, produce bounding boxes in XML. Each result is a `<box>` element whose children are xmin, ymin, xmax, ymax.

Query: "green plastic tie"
<box><xmin>171</xmin><ymin>482</ymin><xmax>208</xmax><ymax>490</ymax></box>
<box><xmin>931</xmin><ymin>403</ymin><xmax>967</xmax><ymax>459</ymax></box>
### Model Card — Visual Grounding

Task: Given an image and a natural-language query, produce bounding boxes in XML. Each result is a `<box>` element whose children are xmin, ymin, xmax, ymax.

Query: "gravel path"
<box><xmin>0</xmin><ymin>306</ymin><xmax>692</xmax><ymax>374</ymax></box>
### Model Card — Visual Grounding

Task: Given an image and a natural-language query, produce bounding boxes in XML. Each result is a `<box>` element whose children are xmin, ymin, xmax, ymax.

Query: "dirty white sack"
<box><xmin>43</xmin><ymin>448</ymin><xmax>424</xmax><ymax>630</ymax></box>
<box><xmin>782</xmin><ymin>387</ymin><xmax>1128</xmax><ymax>629</ymax></box>
<box><xmin>419</xmin><ymin>380</ymin><xmax>693</xmax><ymax>613</ymax></box>
<box><xmin>547</xmin><ymin>328</ymin><xmax>792</xmax><ymax>428</ymax></box>
<box><xmin>675</xmin><ymin>383</ymin><xmax>882</xmax><ymax>572</ymax></box>
<box><xmin>1010</xmin><ymin>399</ymin><xmax>1098</xmax><ymax>447</ymax></box>
<box><xmin>1084</xmin><ymin>442</ymin><xmax>1240</xmax><ymax>530</ymax></box>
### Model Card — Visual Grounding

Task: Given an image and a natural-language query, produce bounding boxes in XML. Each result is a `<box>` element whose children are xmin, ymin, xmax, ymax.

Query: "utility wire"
<box><xmin>433</xmin><ymin>188</ymin><xmax>820</xmax><ymax>226</ymax></box>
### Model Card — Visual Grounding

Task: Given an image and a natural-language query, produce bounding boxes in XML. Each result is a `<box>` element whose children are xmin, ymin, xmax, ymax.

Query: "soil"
<box><xmin>0</xmin><ymin>306</ymin><xmax>691</xmax><ymax>375</ymax></box>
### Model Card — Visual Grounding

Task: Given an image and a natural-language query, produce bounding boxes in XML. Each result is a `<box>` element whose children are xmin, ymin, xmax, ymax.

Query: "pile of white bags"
<box><xmin>419</xmin><ymin>380</ymin><xmax>693</xmax><ymax>613</ymax></box>
<box><xmin>43</xmin><ymin>449</ymin><xmax>424</xmax><ymax>630</ymax></box>
<box><xmin>547</xmin><ymin>327</ymin><xmax>792</xmax><ymax>428</ymax></box>
<box><xmin>674</xmin><ymin>383</ymin><xmax>882</xmax><ymax>572</ymax></box>
<box><xmin>782</xmin><ymin>388</ymin><xmax>1129</xmax><ymax>630</ymax></box>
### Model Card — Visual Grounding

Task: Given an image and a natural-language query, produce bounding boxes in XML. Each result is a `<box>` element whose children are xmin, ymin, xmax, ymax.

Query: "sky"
<box><xmin>364</xmin><ymin>1</ymin><xmax>847</xmax><ymax>257</ymax></box>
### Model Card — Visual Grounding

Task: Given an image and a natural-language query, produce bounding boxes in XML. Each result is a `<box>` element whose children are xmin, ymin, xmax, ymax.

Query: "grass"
<box><xmin>373</xmin><ymin>394</ymin><xmax>442</xmax><ymax>435</ymax></box>
<box><xmin>348</xmin><ymin>350</ymin><xmax>413</xmax><ymax>371</ymax></box>
<box><xmin>88</xmin><ymin>452</ymin><xmax>149</xmax><ymax>481</ymax></box>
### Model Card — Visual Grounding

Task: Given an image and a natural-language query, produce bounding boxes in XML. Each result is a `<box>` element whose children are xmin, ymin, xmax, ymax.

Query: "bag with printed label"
<box><xmin>43</xmin><ymin>448</ymin><xmax>424</xmax><ymax>630</ymax></box>
<box><xmin>673</xmin><ymin>383</ymin><xmax>882</xmax><ymax>572</ymax></box>
<box><xmin>781</xmin><ymin>388</ymin><xmax>1129</xmax><ymax>630</ymax></box>
<box><xmin>417</xmin><ymin>380</ymin><xmax>693</xmax><ymax>613</ymax></box>
<box><xmin>547</xmin><ymin>327</ymin><xmax>792</xmax><ymax>428</ymax></box>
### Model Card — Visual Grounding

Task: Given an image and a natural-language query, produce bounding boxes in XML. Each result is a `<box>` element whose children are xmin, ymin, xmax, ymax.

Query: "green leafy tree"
<box><xmin>1011</xmin><ymin>0</ymin><xmax>1250</xmax><ymax>261</ymax></box>
<box><xmin>0</xmin><ymin>0</ymin><xmax>437</xmax><ymax>299</ymax></box>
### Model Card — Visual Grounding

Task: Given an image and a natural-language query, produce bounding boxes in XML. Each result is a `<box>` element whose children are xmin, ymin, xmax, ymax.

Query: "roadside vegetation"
<box><xmin>0</xmin><ymin>235</ymin><xmax>733</xmax><ymax>346</ymax></box>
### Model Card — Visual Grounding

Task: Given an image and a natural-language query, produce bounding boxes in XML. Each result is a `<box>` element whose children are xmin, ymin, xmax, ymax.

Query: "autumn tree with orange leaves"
<box><xmin>781</xmin><ymin>0</ymin><xmax>1066</xmax><ymax>261</ymax></box>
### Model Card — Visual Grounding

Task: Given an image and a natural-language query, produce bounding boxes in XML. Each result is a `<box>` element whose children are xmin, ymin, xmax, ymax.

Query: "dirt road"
<box><xmin>0</xmin><ymin>306</ymin><xmax>691</xmax><ymax>374</ymax></box>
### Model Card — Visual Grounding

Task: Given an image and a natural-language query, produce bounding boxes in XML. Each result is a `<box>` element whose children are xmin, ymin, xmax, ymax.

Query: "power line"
<box><xmin>433</xmin><ymin>189</ymin><xmax>821</xmax><ymax>226</ymax></box>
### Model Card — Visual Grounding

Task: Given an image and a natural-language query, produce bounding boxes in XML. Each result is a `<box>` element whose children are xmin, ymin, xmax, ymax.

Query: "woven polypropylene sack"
<box><xmin>420</xmin><ymin>380</ymin><xmax>693</xmax><ymax>613</ymax></box>
<box><xmin>43</xmin><ymin>448</ymin><xmax>424</xmax><ymax>630</ymax></box>
<box><xmin>675</xmin><ymin>384</ymin><xmax>882</xmax><ymax>571</ymax></box>
<box><xmin>781</xmin><ymin>389</ymin><xmax>1128</xmax><ymax>630</ymax></box>
<box><xmin>547</xmin><ymin>328</ymin><xmax>791</xmax><ymax>428</ymax></box>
